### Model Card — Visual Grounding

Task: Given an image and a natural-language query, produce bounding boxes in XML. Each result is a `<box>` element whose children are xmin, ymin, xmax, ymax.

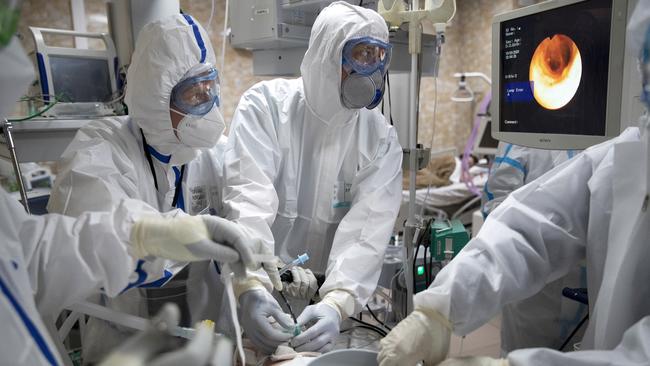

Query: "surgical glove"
<box><xmin>291</xmin><ymin>303</ymin><xmax>340</xmax><ymax>353</ymax></box>
<box><xmin>239</xmin><ymin>289</ymin><xmax>294</xmax><ymax>354</ymax></box>
<box><xmin>285</xmin><ymin>266</ymin><xmax>318</xmax><ymax>300</ymax></box>
<box><xmin>438</xmin><ymin>357</ymin><xmax>509</xmax><ymax>366</ymax></box>
<box><xmin>246</xmin><ymin>239</ymin><xmax>282</xmax><ymax>291</ymax></box>
<box><xmin>148</xmin><ymin>320</ymin><xmax>216</xmax><ymax>366</ymax></box>
<box><xmin>132</xmin><ymin>215</ymin><xmax>246</xmax><ymax>265</ymax></box>
<box><xmin>100</xmin><ymin>304</ymin><xmax>216</xmax><ymax>366</ymax></box>
<box><xmin>377</xmin><ymin>308</ymin><xmax>451</xmax><ymax>366</ymax></box>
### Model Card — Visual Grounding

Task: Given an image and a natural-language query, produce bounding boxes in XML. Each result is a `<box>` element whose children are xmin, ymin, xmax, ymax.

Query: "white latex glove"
<box><xmin>377</xmin><ymin>308</ymin><xmax>451</xmax><ymax>366</ymax></box>
<box><xmin>131</xmin><ymin>215</ymin><xmax>245</xmax><ymax>263</ymax></box>
<box><xmin>438</xmin><ymin>357</ymin><xmax>509</xmax><ymax>366</ymax></box>
<box><xmin>239</xmin><ymin>289</ymin><xmax>294</xmax><ymax>354</ymax></box>
<box><xmin>99</xmin><ymin>304</ymin><xmax>217</xmax><ymax>366</ymax></box>
<box><xmin>132</xmin><ymin>215</ymin><xmax>280</xmax><ymax>280</ymax></box>
<box><xmin>291</xmin><ymin>302</ymin><xmax>340</xmax><ymax>353</ymax></box>
<box><xmin>284</xmin><ymin>266</ymin><xmax>318</xmax><ymax>300</ymax></box>
<box><xmin>148</xmin><ymin>321</ymin><xmax>216</xmax><ymax>366</ymax></box>
<box><xmin>244</xmin><ymin>238</ymin><xmax>282</xmax><ymax>291</ymax></box>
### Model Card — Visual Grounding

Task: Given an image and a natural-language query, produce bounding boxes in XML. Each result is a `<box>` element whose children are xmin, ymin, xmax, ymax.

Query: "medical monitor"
<box><xmin>491</xmin><ymin>0</ymin><xmax>629</xmax><ymax>149</ymax></box>
<box><xmin>49</xmin><ymin>55</ymin><xmax>113</xmax><ymax>102</ymax></box>
<box><xmin>30</xmin><ymin>27</ymin><xmax>118</xmax><ymax>104</ymax></box>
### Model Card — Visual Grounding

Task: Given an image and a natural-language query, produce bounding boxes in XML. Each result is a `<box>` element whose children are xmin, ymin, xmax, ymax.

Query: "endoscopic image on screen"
<box><xmin>499</xmin><ymin>0</ymin><xmax>612</xmax><ymax>136</ymax></box>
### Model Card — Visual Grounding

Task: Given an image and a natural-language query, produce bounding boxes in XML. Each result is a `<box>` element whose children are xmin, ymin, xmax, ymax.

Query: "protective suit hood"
<box><xmin>300</xmin><ymin>2</ymin><xmax>389</xmax><ymax>123</ymax></box>
<box><xmin>125</xmin><ymin>14</ymin><xmax>217</xmax><ymax>165</ymax></box>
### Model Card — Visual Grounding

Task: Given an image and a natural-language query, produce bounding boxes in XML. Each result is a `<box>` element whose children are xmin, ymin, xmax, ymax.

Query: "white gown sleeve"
<box><xmin>416</xmin><ymin>151</ymin><xmax>596</xmax><ymax>335</ymax></box>
<box><xmin>508</xmin><ymin>316</ymin><xmax>650</xmax><ymax>366</ymax></box>
<box><xmin>2</xmin><ymin>189</ymin><xmax>148</xmax><ymax>317</ymax></box>
<box><xmin>222</xmin><ymin>87</ymin><xmax>281</xmax><ymax>290</ymax></box>
<box><xmin>47</xmin><ymin>122</ymin><xmax>186</xmax><ymax>290</ymax></box>
<box><xmin>319</xmin><ymin>127</ymin><xmax>403</xmax><ymax>316</ymax></box>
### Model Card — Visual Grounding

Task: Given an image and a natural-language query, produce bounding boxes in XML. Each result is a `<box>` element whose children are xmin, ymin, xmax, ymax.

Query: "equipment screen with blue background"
<box><xmin>499</xmin><ymin>0</ymin><xmax>612</xmax><ymax>136</ymax></box>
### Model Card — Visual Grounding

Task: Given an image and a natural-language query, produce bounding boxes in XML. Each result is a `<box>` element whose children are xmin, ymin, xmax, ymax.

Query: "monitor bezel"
<box><xmin>491</xmin><ymin>0</ymin><xmax>629</xmax><ymax>150</ymax></box>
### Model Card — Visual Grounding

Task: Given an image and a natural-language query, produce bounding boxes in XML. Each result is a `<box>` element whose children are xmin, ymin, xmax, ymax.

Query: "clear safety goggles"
<box><xmin>171</xmin><ymin>65</ymin><xmax>221</xmax><ymax>116</ymax></box>
<box><xmin>342</xmin><ymin>36</ymin><xmax>392</xmax><ymax>75</ymax></box>
<box><xmin>0</xmin><ymin>0</ymin><xmax>21</xmax><ymax>48</ymax></box>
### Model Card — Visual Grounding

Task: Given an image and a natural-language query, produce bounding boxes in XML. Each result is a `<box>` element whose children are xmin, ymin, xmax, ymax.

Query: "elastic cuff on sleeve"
<box><xmin>415</xmin><ymin>306</ymin><xmax>453</xmax><ymax>331</ymax></box>
<box><xmin>233</xmin><ymin>278</ymin><xmax>267</xmax><ymax>300</ymax></box>
<box><xmin>321</xmin><ymin>289</ymin><xmax>356</xmax><ymax>319</ymax></box>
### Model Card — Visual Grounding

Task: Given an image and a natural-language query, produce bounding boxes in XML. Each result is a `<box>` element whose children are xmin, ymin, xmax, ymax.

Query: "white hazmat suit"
<box><xmin>47</xmin><ymin>14</ymin><xmax>232</xmax><ymax>361</ymax></box>
<box><xmin>482</xmin><ymin>142</ymin><xmax>586</xmax><ymax>352</ymax></box>
<box><xmin>0</xmin><ymin>36</ymin><xmax>189</xmax><ymax>366</ymax></box>
<box><xmin>379</xmin><ymin>2</ymin><xmax>650</xmax><ymax>364</ymax></box>
<box><xmin>381</xmin><ymin>125</ymin><xmax>650</xmax><ymax>366</ymax></box>
<box><xmin>224</xmin><ymin>0</ymin><xmax>402</xmax><ymax>344</ymax></box>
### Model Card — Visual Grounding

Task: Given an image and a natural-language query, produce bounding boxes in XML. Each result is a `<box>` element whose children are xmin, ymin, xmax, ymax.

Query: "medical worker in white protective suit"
<box><xmin>0</xmin><ymin>9</ymin><xmax>256</xmax><ymax>364</ymax></box>
<box><xmin>47</xmin><ymin>14</ymin><xmax>278</xmax><ymax>362</ymax></box>
<box><xmin>482</xmin><ymin>143</ymin><xmax>588</xmax><ymax>353</ymax></box>
<box><xmin>224</xmin><ymin>1</ymin><xmax>403</xmax><ymax>354</ymax></box>
<box><xmin>378</xmin><ymin>2</ymin><xmax>650</xmax><ymax>365</ymax></box>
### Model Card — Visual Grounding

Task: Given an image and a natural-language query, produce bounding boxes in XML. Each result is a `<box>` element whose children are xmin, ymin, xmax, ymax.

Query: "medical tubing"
<box><xmin>206</xmin><ymin>0</ymin><xmax>215</xmax><ymax>34</ymax></box>
<box><xmin>277</xmin><ymin>290</ymin><xmax>298</xmax><ymax>323</ymax></box>
<box><xmin>278</xmin><ymin>253</ymin><xmax>309</xmax><ymax>276</ymax></box>
<box><xmin>220</xmin><ymin>0</ymin><xmax>229</xmax><ymax>80</ymax></box>
<box><xmin>461</xmin><ymin>113</ymin><xmax>481</xmax><ymax>196</ymax></box>
<box><xmin>365</xmin><ymin>304</ymin><xmax>392</xmax><ymax>331</ymax></box>
<box><xmin>221</xmin><ymin>263</ymin><xmax>245</xmax><ymax>365</ymax></box>
<box><xmin>461</xmin><ymin>90</ymin><xmax>492</xmax><ymax>196</ymax></box>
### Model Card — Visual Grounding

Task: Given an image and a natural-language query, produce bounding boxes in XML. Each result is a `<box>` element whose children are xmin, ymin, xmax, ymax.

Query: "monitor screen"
<box><xmin>499</xmin><ymin>0</ymin><xmax>612</xmax><ymax>136</ymax></box>
<box><xmin>49</xmin><ymin>55</ymin><xmax>113</xmax><ymax>103</ymax></box>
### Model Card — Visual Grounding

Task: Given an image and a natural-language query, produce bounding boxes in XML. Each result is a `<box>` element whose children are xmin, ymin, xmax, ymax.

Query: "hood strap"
<box><xmin>141</xmin><ymin>129</ymin><xmax>159</xmax><ymax>191</ymax></box>
<box><xmin>140</xmin><ymin>128</ymin><xmax>187</xmax><ymax>211</ymax></box>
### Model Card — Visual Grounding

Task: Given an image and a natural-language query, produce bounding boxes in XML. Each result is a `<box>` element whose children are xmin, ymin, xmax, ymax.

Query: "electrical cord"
<box><xmin>386</xmin><ymin>70</ymin><xmax>394</xmax><ymax>125</ymax></box>
<box><xmin>7</xmin><ymin>96</ymin><xmax>59</xmax><ymax>122</ymax></box>
<box><xmin>422</xmin><ymin>221</ymin><xmax>432</xmax><ymax>286</ymax></box>
<box><xmin>347</xmin><ymin>317</ymin><xmax>387</xmax><ymax>337</ymax></box>
<box><xmin>558</xmin><ymin>314</ymin><xmax>589</xmax><ymax>351</ymax></box>
<box><xmin>341</xmin><ymin>325</ymin><xmax>386</xmax><ymax>337</ymax></box>
<box><xmin>413</xmin><ymin>239</ymin><xmax>421</xmax><ymax>292</ymax></box>
<box><xmin>366</xmin><ymin>304</ymin><xmax>392</xmax><ymax>331</ymax></box>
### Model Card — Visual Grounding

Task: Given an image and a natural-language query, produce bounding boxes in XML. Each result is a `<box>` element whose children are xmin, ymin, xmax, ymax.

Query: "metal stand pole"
<box><xmin>2</xmin><ymin>120</ymin><xmax>30</xmax><ymax>213</ymax></box>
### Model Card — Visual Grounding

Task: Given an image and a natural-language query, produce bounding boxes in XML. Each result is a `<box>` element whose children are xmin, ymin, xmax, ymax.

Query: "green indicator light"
<box><xmin>417</xmin><ymin>266</ymin><xmax>425</xmax><ymax>276</ymax></box>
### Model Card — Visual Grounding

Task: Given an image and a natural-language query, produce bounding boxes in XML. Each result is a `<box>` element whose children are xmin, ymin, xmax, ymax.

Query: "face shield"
<box><xmin>171</xmin><ymin>63</ymin><xmax>220</xmax><ymax>116</ymax></box>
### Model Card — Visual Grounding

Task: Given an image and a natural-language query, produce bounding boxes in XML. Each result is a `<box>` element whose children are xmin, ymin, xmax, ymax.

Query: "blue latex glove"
<box><xmin>291</xmin><ymin>303</ymin><xmax>340</xmax><ymax>353</ymax></box>
<box><xmin>239</xmin><ymin>289</ymin><xmax>294</xmax><ymax>354</ymax></box>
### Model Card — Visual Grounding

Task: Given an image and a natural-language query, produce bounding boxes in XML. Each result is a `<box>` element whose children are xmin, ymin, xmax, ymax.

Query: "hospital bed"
<box><xmin>399</xmin><ymin>157</ymin><xmax>489</xmax><ymax>226</ymax></box>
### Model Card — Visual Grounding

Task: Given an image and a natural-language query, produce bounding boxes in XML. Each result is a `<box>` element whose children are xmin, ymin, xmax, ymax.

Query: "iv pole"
<box><xmin>379</xmin><ymin>0</ymin><xmax>456</xmax><ymax>315</ymax></box>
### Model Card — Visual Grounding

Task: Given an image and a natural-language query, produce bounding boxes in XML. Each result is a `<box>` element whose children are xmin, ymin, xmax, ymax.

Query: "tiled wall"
<box><xmin>17</xmin><ymin>0</ymin><xmax>521</xmax><ymax>146</ymax></box>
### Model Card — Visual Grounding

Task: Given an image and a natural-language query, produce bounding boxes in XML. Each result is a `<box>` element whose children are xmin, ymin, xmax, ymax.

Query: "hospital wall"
<box><xmin>18</xmin><ymin>0</ymin><xmax>521</xmax><ymax>152</ymax></box>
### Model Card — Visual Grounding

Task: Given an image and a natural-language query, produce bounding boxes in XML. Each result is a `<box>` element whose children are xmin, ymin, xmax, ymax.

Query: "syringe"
<box><xmin>279</xmin><ymin>253</ymin><xmax>310</xmax><ymax>276</ymax></box>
